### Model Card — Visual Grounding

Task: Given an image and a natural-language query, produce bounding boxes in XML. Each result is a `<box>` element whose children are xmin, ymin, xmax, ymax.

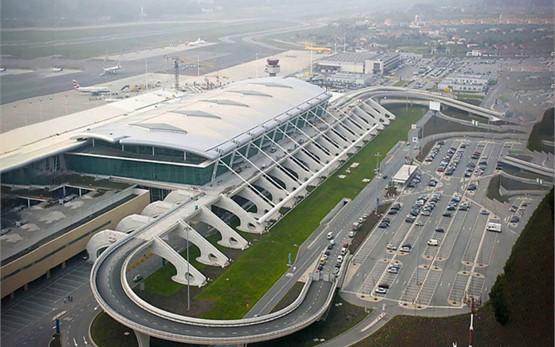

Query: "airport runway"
<box><xmin>0</xmin><ymin>41</ymin><xmax>278</xmax><ymax>105</ymax></box>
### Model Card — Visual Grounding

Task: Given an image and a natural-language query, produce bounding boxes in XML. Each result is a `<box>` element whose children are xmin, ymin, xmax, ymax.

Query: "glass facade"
<box><xmin>2</xmin><ymin>99</ymin><xmax>330</xmax><ymax>186</ymax></box>
<box><xmin>65</xmin><ymin>154</ymin><xmax>214</xmax><ymax>186</ymax></box>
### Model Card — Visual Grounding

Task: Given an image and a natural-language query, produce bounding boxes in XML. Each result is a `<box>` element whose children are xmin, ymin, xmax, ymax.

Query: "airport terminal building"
<box><xmin>2</xmin><ymin>78</ymin><xmax>330</xmax><ymax>186</ymax></box>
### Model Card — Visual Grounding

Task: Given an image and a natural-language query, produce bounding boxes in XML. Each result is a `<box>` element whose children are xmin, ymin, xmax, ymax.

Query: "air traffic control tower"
<box><xmin>265</xmin><ymin>58</ymin><xmax>280</xmax><ymax>77</ymax></box>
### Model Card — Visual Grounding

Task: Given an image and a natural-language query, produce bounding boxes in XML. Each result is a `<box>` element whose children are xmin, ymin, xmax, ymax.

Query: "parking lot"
<box><xmin>342</xmin><ymin>137</ymin><xmax>537</xmax><ymax>310</ymax></box>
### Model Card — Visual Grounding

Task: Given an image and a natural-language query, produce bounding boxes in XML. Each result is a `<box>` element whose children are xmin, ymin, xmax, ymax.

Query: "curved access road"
<box><xmin>92</xmin><ymin>230</ymin><xmax>336</xmax><ymax>346</ymax></box>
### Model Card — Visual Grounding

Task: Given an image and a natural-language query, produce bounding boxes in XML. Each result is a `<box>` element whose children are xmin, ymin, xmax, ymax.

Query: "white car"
<box><xmin>386</xmin><ymin>244</ymin><xmax>397</xmax><ymax>251</ymax></box>
<box><xmin>337</xmin><ymin>255</ymin><xmax>344</xmax><ymax>263</ymax></box>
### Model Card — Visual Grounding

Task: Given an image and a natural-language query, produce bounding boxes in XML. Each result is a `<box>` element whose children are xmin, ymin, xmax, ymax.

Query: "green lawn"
<box><xmin>91</xmin><ymin>312</ymin><xmax>138</xmax><ymax>347</ymax></box>
<box><xmin>194</xmin><ymin>106</ymin><xmax>425</xmax><ymax>319</ymax></box>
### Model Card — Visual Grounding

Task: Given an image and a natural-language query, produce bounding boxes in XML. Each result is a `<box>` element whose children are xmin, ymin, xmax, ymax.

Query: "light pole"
<box><xmin>186</xmin><ymin>224</ymin><xmax>190</xmax><ymax>311</ymax></box>
<box><xmin>39</xmin><ymin>98</ymin><xmax>43</xmax><ymax>122</ymax></box>
<box><xmin>64</xmin><ymin>93</ymin><xmax>68</xmax><ymax>115</ymax></box>
<box><xmin>375</xmin><ymin>152</ymin><xmax>382</xmax><ymax>208</ymax></box>
<box><xmin>375</xmin><ymin>152</ymin><xmax>382</xmax><ymax>174</ymax></box>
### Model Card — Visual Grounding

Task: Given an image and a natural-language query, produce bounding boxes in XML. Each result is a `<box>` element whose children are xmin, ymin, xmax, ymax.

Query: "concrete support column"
<box><xmin>351</xmin><ymin>111</ymin><xmax>370</xmax><ymax>125</ymax></box>
<box><xmin>335</xmin><ymin>124</ymin><xmax>358</xmax><ymax>142</ymax></box>
<box><xmin>295</xmin><ymin>150</ymin><xmax>322</xmax><ymax>170</ymax></box>
<box><xmin>283</xmin><ymin>158</ymin><xmax>312</xmax><ymax>181</ymax></box>
<box><xmin>134</xmin><ymin>330</ymin><xmax>150</xmax><ymax>347</ymax></box>
<box><xmin>307</xmin><ymin>143</ymin><xmax>333</xmax><ymax>163</ymax></box>
<box><xmin>364</xmin><ymin>99</ymin><xmax>396</xmax><ymax>121</ymax></box>
<box><xmin>46</xmin><ymin>270</ymin><xmax>51</xmax><ymax>279</ymax></box>
<box><xmin>270</xmin><ymin>167</ymin><xmax>299</xmax><ymax>190</ymax></box>
<box><xmin>175</xmin><ymin>221</ymin><xmax>229</xmax><ymax>267</ymax></box>
<box><xmin>86</xmin><ymin>229</ymin><xmax>128</xmax><ymax>263</ymax></box>
<box><xmin>357</xmin><ymin>103</ymin><xmax>386</xmax><ymax>128</ymax></box>
<box><xmin>196</xmin><ymin>207</ymin><xmax>249</xmax><ymax>249</ymax></box>
<box><xmin>236</xmin><ymin>187</ymin><xmax>274</xmax><ymax>217</ymax></box>
<box><xmin>150</xmin><ymin>237</ymin><xmax>206</xmax><ymax>286</ymax></box>
<box><xmin>212</xmin><ymin>195</ymin><xmax>264</xmax><ymax>233</ymax></box>
<box><xmin>61</xmin><ymin>261</ymin><xmax>66</xmax><ymax>269</ymax></box>
<box><xmin>353</xmin><ymin>109</ymin><xmax>380</xmax><ymax>129</ymax></box>
<box><xmin>255</xmin><ymin>176</ymin><xmax>288</xmax><ymax>204</ymax></box>
<box><xmin>319</xmin><ymin>137</ymin><xmax>341</xmax><ymax>155</ymax></box>
<box><xmin>325</xmin><ymin>129</ymin><xmax>349</xmax><ymax>148</ymax></box>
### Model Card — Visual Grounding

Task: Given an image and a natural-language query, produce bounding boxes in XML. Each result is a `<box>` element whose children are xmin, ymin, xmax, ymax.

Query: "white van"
<box><xmin>486</xmin><ymin>222</ymin><xmax>501</xmax><ymax>233</ymax></box>
<box><xmin>427</xmin><ymin>239</ymin><xmax>439</xmax><ymax>246</ymax></box>
<box><xmin>327</xmin><ymin>232</ymin><xmax>333</xmax><ymax>240</ymax></box>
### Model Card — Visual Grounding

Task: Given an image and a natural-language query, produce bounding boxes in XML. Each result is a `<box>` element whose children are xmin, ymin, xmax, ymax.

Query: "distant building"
<box><xmin>438</xmin><ymin>74</ymin><xmax>490</xmax><ymax>92</ymax></box>
<box><xmin>316</xmin><ymin>51</ymin><xmax>400</xmax><ymax>76</ymax></box>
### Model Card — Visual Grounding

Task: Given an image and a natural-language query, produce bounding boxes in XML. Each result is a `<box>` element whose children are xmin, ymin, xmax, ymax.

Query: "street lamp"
<box><xmin>64</xmin><ymin>93</ymin><xmax>68</xmax><ymax>115</ymax></box>
<box><xmin>375</xmin><ymin>152</ymin><xmax>382</xmax><ymax>173</ymax></box>
<box><xmin>374</xmin><ymin>152</ymin><xmax>382</xmax><ymax>209</ymax></box>
<box><xmin>186</xmin><ymin>224</ymin><xmax>191</xmax><ymax>311</ymax></box>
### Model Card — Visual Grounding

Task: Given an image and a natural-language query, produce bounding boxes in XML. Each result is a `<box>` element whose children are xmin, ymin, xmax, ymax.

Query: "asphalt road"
<box><xmin>93</xmin><ymin>236</ymin><xmax>335</xmax><ymax>345</ymax></box>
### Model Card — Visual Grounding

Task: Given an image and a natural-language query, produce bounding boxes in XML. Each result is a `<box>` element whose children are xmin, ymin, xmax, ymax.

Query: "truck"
<box><xmin>486</xmin><ymin>222</ymin><xmax>502</xmax><ymax>233</ymax></box>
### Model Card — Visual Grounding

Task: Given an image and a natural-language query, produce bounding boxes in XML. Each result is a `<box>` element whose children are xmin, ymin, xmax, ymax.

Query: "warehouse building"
<box><xmin>316</xmin><ymin>51</ymin><xmax>400</xmax><ymax>75</ymax></box>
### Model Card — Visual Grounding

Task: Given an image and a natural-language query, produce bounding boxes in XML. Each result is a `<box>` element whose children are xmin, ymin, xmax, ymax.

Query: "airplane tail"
<box><xmin>72</xmin><ymin>80</ymin><xmax>80</xmax><ymax>89</ymax></box>
<box><xmin>305</xmin><ymin>41</ymin><xmax>311</xmax><ymax>49</ymax></box>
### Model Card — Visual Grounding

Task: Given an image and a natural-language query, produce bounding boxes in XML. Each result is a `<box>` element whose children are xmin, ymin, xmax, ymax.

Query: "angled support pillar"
<box><xmin>326</xmin><ymin>129</ymin><xmax>350</xmax><ymax>148</ymax></box>
<box><xmin>269</xmin><ymin>166</ymin><xmax>299</xmax><ymax>191</ymax></box>
<box><xmin>175</xmin><ymin>221</ymin><xmax>229</xmax><ymax>267</ymax></box>
<box><xmin>212</xmin><ymin>195</ymin><xmax>264</xmax><ymax>233</ymax></box>
<box><xmin>236</xmin><ymin>187</ymin><xmax>274</xmax><ymax>217</ymax></box>
<box><xmin>307</xmin><ymin>142</ymin><xmax>333</xmax><ymax>162</ymax></box>
<box><xmin>255</xmin><ymin>176</ymin><xmax>288</xmax><ymax>204</ymax></box>
<box><xmin>364</xmin><ymin>99</ymin><xmax>396</xmax><ymax>121</ymax></box>
<box><xmin>150</xmin><ymin>237</ymin><xmax>206</xmax><ymax>286</ymax></box>
<box><xmin>353</xmin><ymin>110</ymin><xmax>379</xmax><ymax>129</ymax></box>
<box><xmin>196</xmin><ymin>206</ymin><xmax>249</xmax><ymax>249</ymax></box>
<box><xmin>362</xmin><ymin>105</ymin><xmax>386</xmax><ymax>129</ymax></box>
<box><xmin>86</xmin><ymin>229</ymin><xmax>128</xmax><ymax>263</ymax></box>
<box><xmin>134</xmin><ymin>330</ymin><xmax>150</xmax><ymax>347</ymax></box>
<box><xmin>283</xmin><ymin>158</ymin><xmax>312</xmax><ymax>181</ymax></box>
<box><xmin>295</xmin><ymin>149</ymin><xmax>322</xmax><ymax>170</ymax></box>
<box><xmin>335</xmin><ymin>124</ymin><xmax>359</xmax><ymax>142</ymax></box>
<box><xmin>319</xmin><ymin>137</ymin><xmax>341</xmax><ymax>155</ymax></box>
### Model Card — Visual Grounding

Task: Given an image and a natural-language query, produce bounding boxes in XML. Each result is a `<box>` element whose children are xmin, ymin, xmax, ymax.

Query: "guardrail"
<box><xmin>120</xmin><ymin>238</ymin><xmax>316</xmax><ymax>327</ymax></box>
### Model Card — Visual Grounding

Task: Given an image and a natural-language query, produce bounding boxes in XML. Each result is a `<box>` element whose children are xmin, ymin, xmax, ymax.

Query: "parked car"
<box><xmin>374</xmin><ymin>283</ymin><xmax>390</xmax><ymax>294</ymax></box>
<box><xmin>435</xmin><ymin>228</ymin><xmax>445</xmax><ymax>233</ymax></box>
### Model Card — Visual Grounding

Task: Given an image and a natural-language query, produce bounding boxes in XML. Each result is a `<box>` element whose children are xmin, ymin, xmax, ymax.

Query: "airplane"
<box><xmin>304</xmin><ymin>41</ymin><xmax>333</xmax><ymax>54</ymax></box>
<box><xmin>0</xmin><ymin>67</ymin><xmax>6</xmax><ymax>72</ymax></box>
<box><xmin>186</xmin><ymin>37</ymin><xmax>207</xmax><ymax>47</ymax></box>
<box><xmin>51</xmin><ymin>67</ymin><xmax>64</xmax><ymax>73</ymax></box>
<box><xmin>101</xmin><ymin>61</ymin><xmax>121</xmax><ymax>76</ymax></box>
<box><xmin>73</xmin><ymin>80</ymin><xmax>111</xmax><ymax>95</ymax></box>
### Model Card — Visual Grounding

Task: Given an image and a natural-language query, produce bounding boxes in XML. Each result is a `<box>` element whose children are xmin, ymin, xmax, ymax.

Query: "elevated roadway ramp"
<box><xmin>333</xmin><ymin>86</ymin><xmax>504</xmax><ymax>121</ymax></box>
<box><xmin>92</xmin><ymin>231</ymin><xmax>337</xmax><ymax>346</ymax></box>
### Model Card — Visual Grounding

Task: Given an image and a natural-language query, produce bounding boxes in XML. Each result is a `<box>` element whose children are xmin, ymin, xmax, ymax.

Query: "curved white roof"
<box><xmin>72</xmin><ymin>77</ymin><xmax>330</xmax><ymax>160</ymax></box>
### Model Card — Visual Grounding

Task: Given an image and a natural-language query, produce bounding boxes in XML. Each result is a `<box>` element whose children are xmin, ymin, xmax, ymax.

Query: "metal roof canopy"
<box><xmin>72</xmin><ymin>77</ymin><xmax>330</xmax><ymax>161</ymax></box>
